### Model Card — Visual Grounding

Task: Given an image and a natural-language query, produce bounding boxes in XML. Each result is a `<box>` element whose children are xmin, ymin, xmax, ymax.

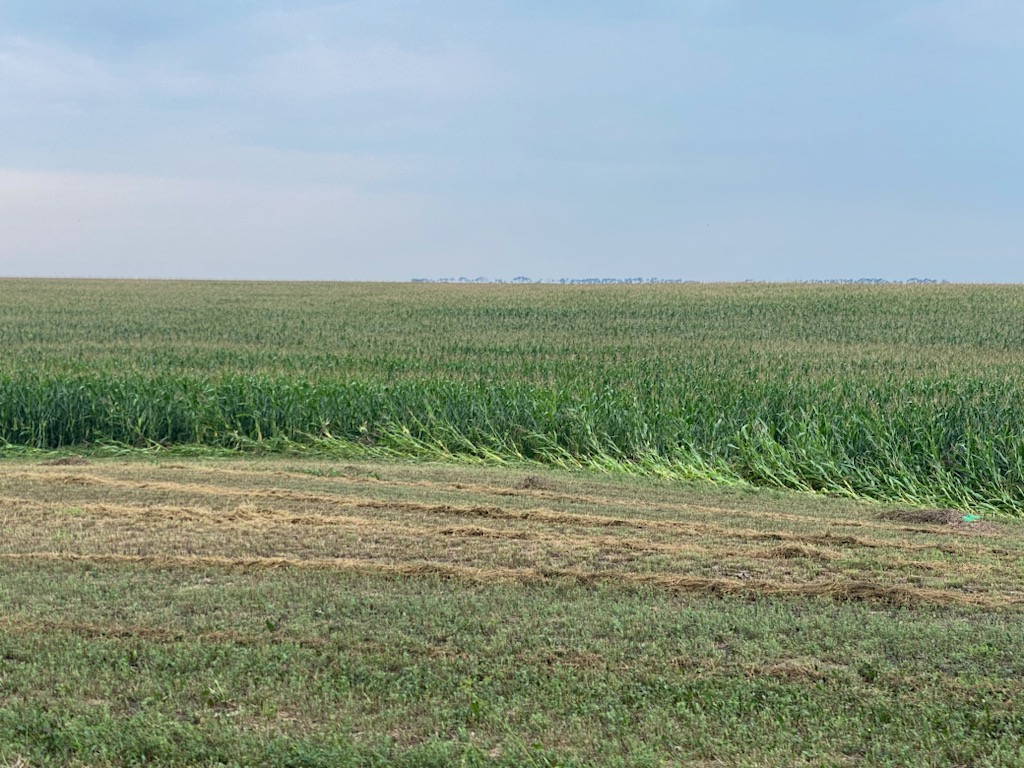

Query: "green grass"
<box><xmin>2</xmin><ymin>455</ymin><xmax>1022</xmax><ymax>766</ymax></box>
<box><xmin>3</xmin><ymin>560</ymin><xmax>1024</xmax><ymax>766</ymax></box>
<box><xmin>3</xmin><ymin>279</ymin><xmax>1024</xmax><ymax>513</ymax></box>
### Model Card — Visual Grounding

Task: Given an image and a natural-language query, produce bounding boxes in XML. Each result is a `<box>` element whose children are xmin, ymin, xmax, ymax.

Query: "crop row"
<box><xmin>2</xmin><ymin>370</ymin><xmax>1022</xmax><ymax>513</ymax></box>
<box><xmin>3</xmin><ymin>280</ymin><xmax>1024</xmax><ymax>512</ymax></box>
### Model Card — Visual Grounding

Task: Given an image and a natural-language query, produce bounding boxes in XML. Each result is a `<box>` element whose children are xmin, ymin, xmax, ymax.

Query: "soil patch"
<box><xmin>41</xmin><ymin>456</ymin><xmax>90</xmax><ymax>467</ymax></box>
<box><xmin>879</xmin><ymin>509</ymin><xmax>962</xmax><ymax>525</ymax></box>
<box><xmin>949</xmin><ymin>520</ymin><xmax>1003</xmax><ymax>535</ymax></box>
<box><xmin>516</xmin><ymin>475</ymin><xmax>553</xmax><ymax>491</ymax></box>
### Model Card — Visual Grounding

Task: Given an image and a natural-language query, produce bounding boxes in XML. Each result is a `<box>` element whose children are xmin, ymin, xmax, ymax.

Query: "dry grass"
<box><xmin>879</xmin><ymin>508</ymin><xmax>964</xmax><ymax>525</ymax></box>
<box><xmin>1</xmin><ymin>457</ymin><xmax>1021</xmax><ymax>607</ymax></box>
<box><xmin>0</xmin><ymin>551</ymin><xmax>1007</xmax><ymax>607</ymax></box>
<box><xmin>39</xmin><ymin>455</ymin><xmax>90</xmax><ymax>467</ymax></box>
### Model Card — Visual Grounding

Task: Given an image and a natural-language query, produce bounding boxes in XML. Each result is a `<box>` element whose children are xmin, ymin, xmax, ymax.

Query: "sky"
<box><xmin>0</xmin><ymin>0</ymin><xmax>1022</xmax><ymax>282</ymax></box>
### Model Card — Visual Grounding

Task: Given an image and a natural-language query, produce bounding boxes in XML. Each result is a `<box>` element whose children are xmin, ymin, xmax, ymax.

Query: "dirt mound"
<box><xmin>516</xmin><ymin>475</ymin><xmax>553</xmax><ymax>491</ymax></box>
<box><xmin>879</xmin><ymin>509</ymin><xmax>962</xmax><ymax>525</ymax></box>
<box><xmin>41</xmin><ymin>456</ymin><xmax>90</xmax><ymax>467</ymax></box>
<box><xmin>878</xmin><ymin>508</ymin><xmax>1003</xmax><ymax>535</ymax></box>
<box><xmin>758</xmin><ymin>544</ymin><xmax>835</xmax><ymax>561</ymax></box>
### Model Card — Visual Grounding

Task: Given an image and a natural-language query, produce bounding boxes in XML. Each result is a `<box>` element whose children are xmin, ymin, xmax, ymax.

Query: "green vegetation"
<box><xmin>6</xmin><ymin>562</ymin><xmax>1024</xmax><ymax>767</ymax></box>
<box><xmin>1</xmin><ymin>457</ymin><xmax>1022</xmax><ymax>766</ymax></box>
<box><xmin>3</xmin><ymin>279</ymin><xmax>1024</xmax><ymax>512</ymax></box>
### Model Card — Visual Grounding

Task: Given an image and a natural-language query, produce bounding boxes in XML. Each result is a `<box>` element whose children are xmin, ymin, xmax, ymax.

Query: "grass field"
<box><xmin>2</xmin><ymin>455</ymin><xmax>1023</xmax><ymax>766</ymax></box>
<box><xmin>3</xmin><ymin>279</ymin><xmax>1024</xmax><ymax>513</ymax></box>
<box><xmin>3</xmin><ymin>280</ymin><xmax>1024</xmax><ymax>765</ymax></box>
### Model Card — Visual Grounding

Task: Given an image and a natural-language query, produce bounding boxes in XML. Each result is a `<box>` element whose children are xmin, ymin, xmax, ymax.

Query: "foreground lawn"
<box><xmin>1</xmin><ymin>455</ymin><xmax>1022</xmax><ymax>766</ymax></box>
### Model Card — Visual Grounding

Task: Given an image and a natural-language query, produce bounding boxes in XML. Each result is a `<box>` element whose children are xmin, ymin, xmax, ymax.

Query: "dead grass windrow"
<box><xmin>3</xmin><ymin>472</ymin><xmax>1015</xmax><ymax>565</ymax></box>
<box><xmin>0</xmin><ymin>496</ymin><xmax>943</xmax><ymax>555</ymax></box>
<box><xmin>4</xmin><ymin>464</ymin><xmax>1019</xmax><ymax>603</ymax></box>
<box><xmin>143</xmin><ymin>463</ymin><xmax>990</xmax><ymax>536</ymax></box>
<box><xmin>0</xmin><ymin>501</ymin><xmax>841</xmax><ymax>564</ymax></box>
<box><xmin>0</xmin><ymin>551</ymin><xmax>1014</xmax><ymax>608</ymax></box>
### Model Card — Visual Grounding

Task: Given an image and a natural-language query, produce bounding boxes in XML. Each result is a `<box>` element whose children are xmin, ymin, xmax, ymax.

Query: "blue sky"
<box><xmin>1</xmin><ymin>0</ymin><xmax>1021</xmax><ymax>281</ymax></box>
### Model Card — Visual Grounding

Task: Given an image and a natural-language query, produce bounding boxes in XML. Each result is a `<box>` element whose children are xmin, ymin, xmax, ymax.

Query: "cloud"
<box><xmin>146</xmin><ymin>142</ymin><xmax>415</xmax><ymax>187</ymax></box>
<box><xmin>0</xmin><ymin>167</ymin><xmax>436</xmax><ymax>279</ymax></box>
<box><xmin>0</xmin><ymin>35</ymin><xmax>120</xmax><ymax>99</ymax></box>
<box><xmin>1</xmin><ymin>5</ymin><xmax>483</xmax><ymax>110</ymax></box>
<box><xmin>194</xmin><ymin>2</ymin><xmax>492</xmax><ymax>101</ymax></box>
<box><xmin>244</xmin><ymin>41</ymin><xmax>481</xmax><ymax>100</ymax></box>
<box><xmin>896</xmin><ymin>0</ymin><xmax>1024</xmax><ymax>44</ymax></box>
<box><xmin>0</xmin><ymin>33</ymin><xmax>218</xmax><ymax>109</ymax></box>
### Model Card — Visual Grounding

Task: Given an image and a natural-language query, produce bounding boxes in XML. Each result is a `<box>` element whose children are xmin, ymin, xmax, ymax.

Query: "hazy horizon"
<box><xmin>2</xmin><ymin>1</ymin><xmax>1022</xmax><ymax>283</ymax></box>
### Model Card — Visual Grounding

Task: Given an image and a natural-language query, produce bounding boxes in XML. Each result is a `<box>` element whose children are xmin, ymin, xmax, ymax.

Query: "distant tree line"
<box><xmin>410</xmin><ymin>277</ymin><xmax>946</xmax><ymax>285</ymax></box>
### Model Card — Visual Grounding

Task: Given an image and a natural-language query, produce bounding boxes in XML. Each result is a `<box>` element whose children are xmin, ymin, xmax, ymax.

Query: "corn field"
<box><xmin>3</xmin><ymin>279</ymin><xmax>1024</xmax><ymax>513</ymax></box>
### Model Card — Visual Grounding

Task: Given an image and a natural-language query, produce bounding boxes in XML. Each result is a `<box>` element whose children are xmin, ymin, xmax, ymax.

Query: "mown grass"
<box><xmin>5</xmin><ymin>564</ymin><xmax>1024</xmax><ymax>767</ymax></box>
<box><xmin>3</xmin><ymin>279</ymin><xmax>1024</xmax><ymax>513</ymax></box>
<box><xmin>2</xmin><ymin>457</ymin><xmax>1023</xmax><ymax>766</ymax></box>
